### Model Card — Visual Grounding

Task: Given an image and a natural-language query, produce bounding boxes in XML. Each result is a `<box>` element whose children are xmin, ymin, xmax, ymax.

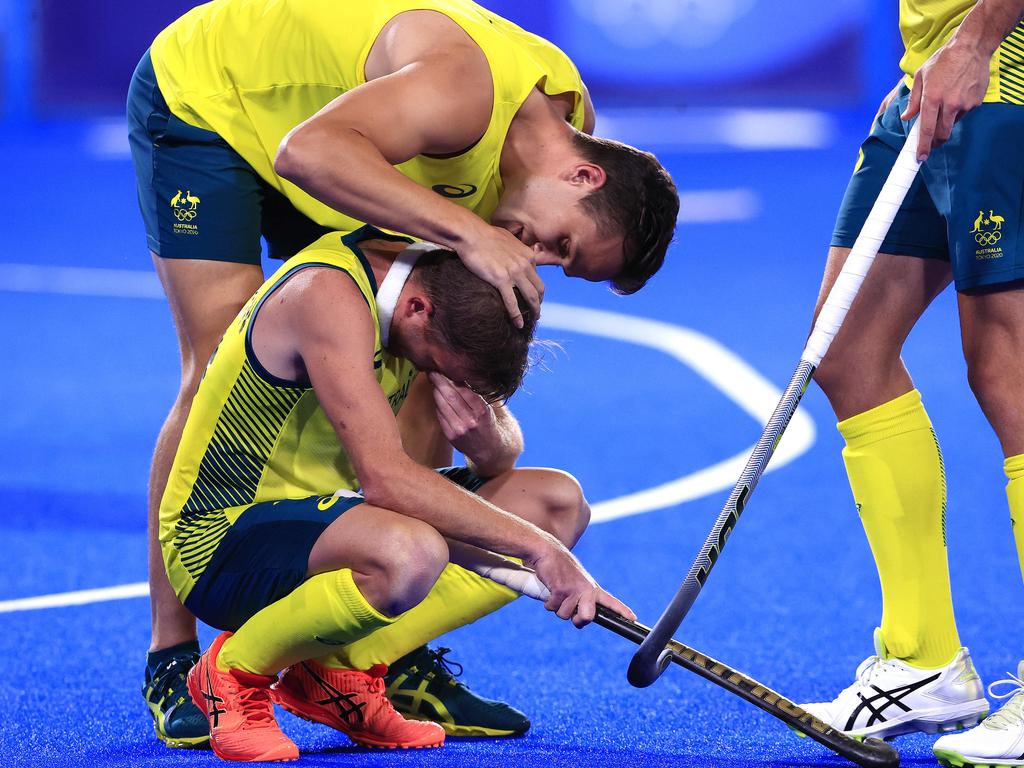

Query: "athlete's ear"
<box><xmin>566</xmin><ymin>162</ymin><xmax>606</xmax><ymax>191</ymax></box>
<box><xmin>399</xmin><ymin>294</ymin><xmax>435</xmax><ymax>336</ymax></box>
<box><xmin>404</xmin><ymin>294</ymin><xmax>434</xmax><ymax>318</ymax></box>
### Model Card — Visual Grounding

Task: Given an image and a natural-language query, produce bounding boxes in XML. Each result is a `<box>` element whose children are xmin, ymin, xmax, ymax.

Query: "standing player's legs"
<box><xmin>801</xmin><ymin>90</ymin><xmax>988</xmax><ymax>738</ymax></box>
<box><xmin>145</xmin><ymin>185</ymin><xmax>329</xmax><ymax>651</ymax></box>
<box><xmin>129</xmin><ymin>49</ymin><xmax>269</xmax><ymax>748</ymax></box>
<box><xmin>959</xmin><ymin>284</ymin><xmax>1024</xmax><ymax>563</ymax></box>
<box><xmin>930</xmin><ymin>96</ymin><xmax>1024</xmax><ymax>767</ymax></box>
<box><xmin>147</xmin><ymin>258</ymin><xmax>264</xmax><ymax>654</ymax></box>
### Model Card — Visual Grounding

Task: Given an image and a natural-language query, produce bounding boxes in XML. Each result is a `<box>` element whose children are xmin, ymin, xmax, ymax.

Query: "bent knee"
<box><xmin>369</xmin><ymin>518</ymin><xmax>448</xmax><ymax>615</ymax></box>
<box><xmin>535</xmin><ymin>470</ymin><xmax>590</xmax><ymax>548</ymax></box>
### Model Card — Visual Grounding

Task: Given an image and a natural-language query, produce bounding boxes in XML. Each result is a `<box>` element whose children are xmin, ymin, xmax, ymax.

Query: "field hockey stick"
<box><xmin>628</xmin><ymin>121</ymin><xmax>923</xmax><ymax>689</ymax></box>
<box><xmin>463</xmin><ymin>552</ymin><xmax>899</xmax><ymax>768</ymax></box>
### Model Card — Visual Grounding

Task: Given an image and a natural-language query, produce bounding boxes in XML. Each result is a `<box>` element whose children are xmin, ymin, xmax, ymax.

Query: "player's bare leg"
<box><xmin>475</xmin><ymin>467</ymin><xmax>590</xmax><ymax>549</ymax></box>
<box><xmin>957</xmin><ymin>283</ymin><xmax>1024</xmax><ymax>457</ymax></box>
<box><xmin>193</xmin><ymin>503</ymin><xmax>449</xmax><ymax>758</ymax></box>
<box><xmin>932</xmin><ymin>286</ymin><xmax>1024</xmax><ymax>765</ymax></box>
<box><xmin>813</xmin><ymin>247</ymin><xmax>950</xmax><ymax>418</ymax></box>
<box><xmin>804</xmin><ymin>248</ymin><xmax>988</xmax><ymax>737</ymax></box>
<box><xmin>363</xmin><ymin>466</ymin><xmax>589</xmax><ymax>738</ymax></box>
<box><xmin>143</xmin><ymin>256</ymin><xmax>265</xmax><ymax>748</ymax></box>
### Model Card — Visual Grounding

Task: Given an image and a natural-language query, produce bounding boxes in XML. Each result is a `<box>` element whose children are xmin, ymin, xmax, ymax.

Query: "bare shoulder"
<box><xmin>365</xmin><ymin>9</ymin><xmax>490</xmax><ymax>87</ymax></box>
<box><xmin>267</xmin><ymin>265</ymin><xmax>376</xmax><ymax>342</ymax></box>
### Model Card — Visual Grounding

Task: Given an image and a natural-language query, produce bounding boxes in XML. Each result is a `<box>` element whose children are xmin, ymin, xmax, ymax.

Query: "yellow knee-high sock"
<box><xmin>839</xmin><ymin>389</ymin><xmax>960</xmax><ymax>667</ymax></box>
<box><xmin>324</xmin><ymin>563</ymin><xmax>517</xmax><ymax>670</ymax></box>
<box><xmin>1004</xmin><ymin>454</ymin><xmax>1024</xmax><ymax>582</ymax></box>
<box><xmin>218</xmin><ymin>568</ymin><xmax>393</xmax><ymax>675</ymax></box>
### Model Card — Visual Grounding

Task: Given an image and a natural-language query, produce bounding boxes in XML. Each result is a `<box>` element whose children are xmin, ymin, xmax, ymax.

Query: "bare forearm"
<box><xmin>276</xmin><ymin>126</ymin><xmax>485</xmax><ymax>250</ymax></box>
<box><xmin>397</xmin><ymin>376</ymin><xmax>454</xmax><ymax>468</ymax></box>
<box><xmin>464</xmin><ymin>408</ymin><xmax>523</xmax><ymax>478</ymax></box>
<box><xmin>953</xmin><ymin>0</ymin><xmax>1024</xmax><ymax>55</ymax></box>
<box><xmin>362</xmin><ymin>458</ymin><xmax>553</xmax><ymax>561</ymax></box>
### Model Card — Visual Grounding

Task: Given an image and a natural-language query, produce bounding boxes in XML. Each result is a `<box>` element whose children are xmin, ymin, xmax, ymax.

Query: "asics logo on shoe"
<box><xmin>202</xmin><ymin>666</ymin><xmax>227</xmax><ymax>728</ymax></box>
<box><xmin>301</xmin><ymin>662</ymin><xmax>366</xmax><ymax>725</ymax></box>
<box><xmin>846</xmin><ymin>673</ymin><xmax>941</xmax><ymax>731</ymax></box>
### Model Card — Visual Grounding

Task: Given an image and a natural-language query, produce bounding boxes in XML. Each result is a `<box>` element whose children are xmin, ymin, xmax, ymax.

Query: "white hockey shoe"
<box><xmin>934</xmin><ymin>662</ymin><xmax>1024</xmax><ymax>767</ymax></box>
<box><xmin>802</xmin><ymin>629</ymin><xmax>989</xmax><ymax>739</ymax></box>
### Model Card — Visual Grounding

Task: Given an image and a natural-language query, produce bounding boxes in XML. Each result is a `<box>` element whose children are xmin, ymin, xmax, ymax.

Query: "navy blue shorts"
<box><xmin>832</xmin><ymin>84</ymin><xmax>1024</xmax><ymax>292</ymax></box>
<box><xmin>184</xmin><ymin>468</ymin><xmax>485</xmax><ymax>631</ymax></box>
<box><xmin>126</xmin><ymin>50</ymin><xmax>331</xmax><ymax>265</ymax></box>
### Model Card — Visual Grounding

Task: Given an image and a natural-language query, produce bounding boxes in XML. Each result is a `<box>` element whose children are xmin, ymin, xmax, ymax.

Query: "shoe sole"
<box><xmin>186</xmin><ymin>663</ymin><xmax>298</xmax><ymax>762</ymax></box>
<box><xmin>144</xmin><ymin>697</ymin><xmax>211</xmax><ymax>749</ymax></box>
<box><xmin>792</xmin><ymin>702</ymin><xmax>989</xmax><ymax>741</ymax></box>
<box><xmin>274</xmin><ymin>688</ymin><xmax>444</xmax><ymax>749</ymax></box>
<box><xmin>934</xmin><ymin>747</ymin><xmax>1024</xmax><ymax>767</ymax></box>
<box><xmin>152</xmin><ymin>722</ymin><xmax>211</xmax><ymax>750</ymax></box>
<box><xmin>397</xmin><ymin>711</ymin><xmax>528</xmax><ymax>738</ymax></box>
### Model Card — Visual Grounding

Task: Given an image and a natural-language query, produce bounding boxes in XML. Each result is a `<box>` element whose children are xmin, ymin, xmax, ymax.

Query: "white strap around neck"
<box><xmin>375</xmin><ymin>242</ymin><xmax>437</xmax><ymax>347</ymax></box>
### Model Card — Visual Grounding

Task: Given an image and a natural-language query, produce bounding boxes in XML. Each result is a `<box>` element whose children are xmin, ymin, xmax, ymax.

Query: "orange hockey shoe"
<box><xmin>272</xmin><ymin>660</ymin><xmax>445</xmax><ymax>749</ymax></box>
<box><xmin>186</xmin><ymin>632</ymin><xmax>298</xmax><ymax>762</ymax></box>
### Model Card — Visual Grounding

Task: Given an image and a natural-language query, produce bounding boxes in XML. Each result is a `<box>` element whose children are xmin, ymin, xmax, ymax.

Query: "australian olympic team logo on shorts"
<box><xmin>971</xmin><ymin>209</ymin><xmax>1005</xmax><ymax>259</ymax></box>
<box><xmin>170</xmin><ymin>189</ymin><xmax>201</xmax><ymax>236</ymax></box>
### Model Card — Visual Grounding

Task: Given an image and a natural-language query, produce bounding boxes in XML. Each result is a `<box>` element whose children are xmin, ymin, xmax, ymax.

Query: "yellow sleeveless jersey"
<box><xmin>900</xmin><ymin>1</ymin><xmax>1024</xmax><ymax>104</ymax></box>
<box><xmin>159</xmin><ymin>228</ymin><xmax>418</xmax><ymax>600</ymax></box>
<box><xmin>149</xmin><ymin>0</ymin><xmax>586</xmax><ymax>228</ymax></box>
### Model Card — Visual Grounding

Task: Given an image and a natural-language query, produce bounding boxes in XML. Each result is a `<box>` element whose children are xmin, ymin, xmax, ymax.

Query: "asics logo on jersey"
<box><xmin>844</xmin><ymin>673</ymin><xmax>941</xmax><ymax>731</ymax></box>
<box><xmin>301</xmin><ymin>662</ymin><xmax>366</xmax><ymax>724</ymax></box>
<box><xmin>432</xmin><ymin>183</ymin><xmax>478</xmax><ymax>199</ymax></box>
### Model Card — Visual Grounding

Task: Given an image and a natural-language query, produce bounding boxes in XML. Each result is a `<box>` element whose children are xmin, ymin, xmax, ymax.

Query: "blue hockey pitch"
<box><xmin>1</xmin><ymin>114</ymin><xmax>1021</xmax><ymax>768</ymax></box>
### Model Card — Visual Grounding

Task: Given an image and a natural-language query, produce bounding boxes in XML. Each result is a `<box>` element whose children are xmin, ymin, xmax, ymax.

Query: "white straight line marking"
<box><xmin>0</xmin><ymin>266</ymin><xmax>815</xmax><ymax>612</ymax></box>
<box><xmin>678</xmin><ymin>189</ymin><xmax>759</xmax><ymax>223</ymax></box>
<box><xmin>597</xmin><ymin>107</ymin><xmax>835</xmax><ymax>151</ymax></box>
<box><xmin>0</xmin><ymin>263</ymin><xmax>164</xmax><ymax>299</ymax></box>
<box><xmin>0</xmin><ymin>582</ymin><xmax>149</xmax><ymax>613</ymax></box>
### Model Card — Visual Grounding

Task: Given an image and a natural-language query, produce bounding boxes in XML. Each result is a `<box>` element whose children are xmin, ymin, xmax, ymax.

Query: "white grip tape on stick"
<box><xmin>801</xmin><ymin>121</ymin><xmax>923</xmax><ymax>367</ymax></box>
<box><xmin>473</xmin><ymin>561</ymin><xmax>552</xmax><ymax>606</ymax></box>
<box><xmin>466</xmin><ymin>559</ymin><xmax>550</xmax><ymax>601</ymax></box>
<box><xmin>446</xmin><ymin>540</ymin><xmax>551</xmax><ymax>601</ymax></box>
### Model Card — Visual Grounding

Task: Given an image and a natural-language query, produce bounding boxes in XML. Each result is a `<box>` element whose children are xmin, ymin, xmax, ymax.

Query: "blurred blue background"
<box><xmin>0</xmin><ymin>0</ymin><xmax>903</xmax><ymax>122</ymax></box>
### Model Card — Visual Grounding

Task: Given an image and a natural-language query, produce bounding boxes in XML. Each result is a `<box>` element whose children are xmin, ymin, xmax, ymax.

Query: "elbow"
<box><xmin>359</xmin><ymin>464</ymin><xmax>410</xmax><ymax>511</ymax></box>
<box><xmin>274</xmin><ymin>126</ymin><xmax>317</xmax><ymax>183</ymax></box>
<box><xmin>469</xmin><ymin>448</ymin><xmax>520</xmax><ymax>479</ymax></box>
<box><xmin>360</xmin><ymin>477</ymin><xmax>394</xmax><ymax>510</ymax></box>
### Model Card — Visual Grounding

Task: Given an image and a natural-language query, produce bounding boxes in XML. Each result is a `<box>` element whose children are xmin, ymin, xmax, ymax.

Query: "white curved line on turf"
<box><xmin>0</xmin><ymin>272</ymin><xmax>816</xmax><ymax>612</ymax></box>
<box><xmin>538</xmin><ymin>303</ymin><xmax>816</xmax><ymax>523</ymax></box>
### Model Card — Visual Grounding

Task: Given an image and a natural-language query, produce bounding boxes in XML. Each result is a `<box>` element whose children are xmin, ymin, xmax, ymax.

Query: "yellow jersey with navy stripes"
<box><xmin>900</xmin><ymin>1</ymin><xmax>1024</xmax><ymax>104</ymax></box>
<box><xmin>159</xmin><ymin>228</ymin><xmax>418</xmax><ymax>601</ymax></box>
<box><xmin>149</xmin><ymin>0</ymin><xmax>586</xmax><ymax>229</ymax></box>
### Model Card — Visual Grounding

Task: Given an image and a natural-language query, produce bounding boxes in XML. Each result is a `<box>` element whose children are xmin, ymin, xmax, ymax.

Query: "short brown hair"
<box><xmin>573</xmin><ymin>133</ymin><xmax>679</xmax><ymax>294</ymax></box>
<box><xmin>413</xmin><ymin>250</ymin><xmax>535</xmax><ymax>402</ymax></box>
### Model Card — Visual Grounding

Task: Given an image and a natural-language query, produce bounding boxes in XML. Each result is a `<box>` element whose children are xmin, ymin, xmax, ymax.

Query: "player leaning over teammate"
<box><xmin>129</xmin><ymin>0</ymin><xmax>678</xmax><ymax>747</ymax></box>
<box><xmin>800</xmin><ymin>1</ymin><xmax>1024</xmax><ymax>765</ymax></box>
<box><xmin>161</xmin><ymin>225</ymin><xmax>632</xmax><ymax>761</ymax></box>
